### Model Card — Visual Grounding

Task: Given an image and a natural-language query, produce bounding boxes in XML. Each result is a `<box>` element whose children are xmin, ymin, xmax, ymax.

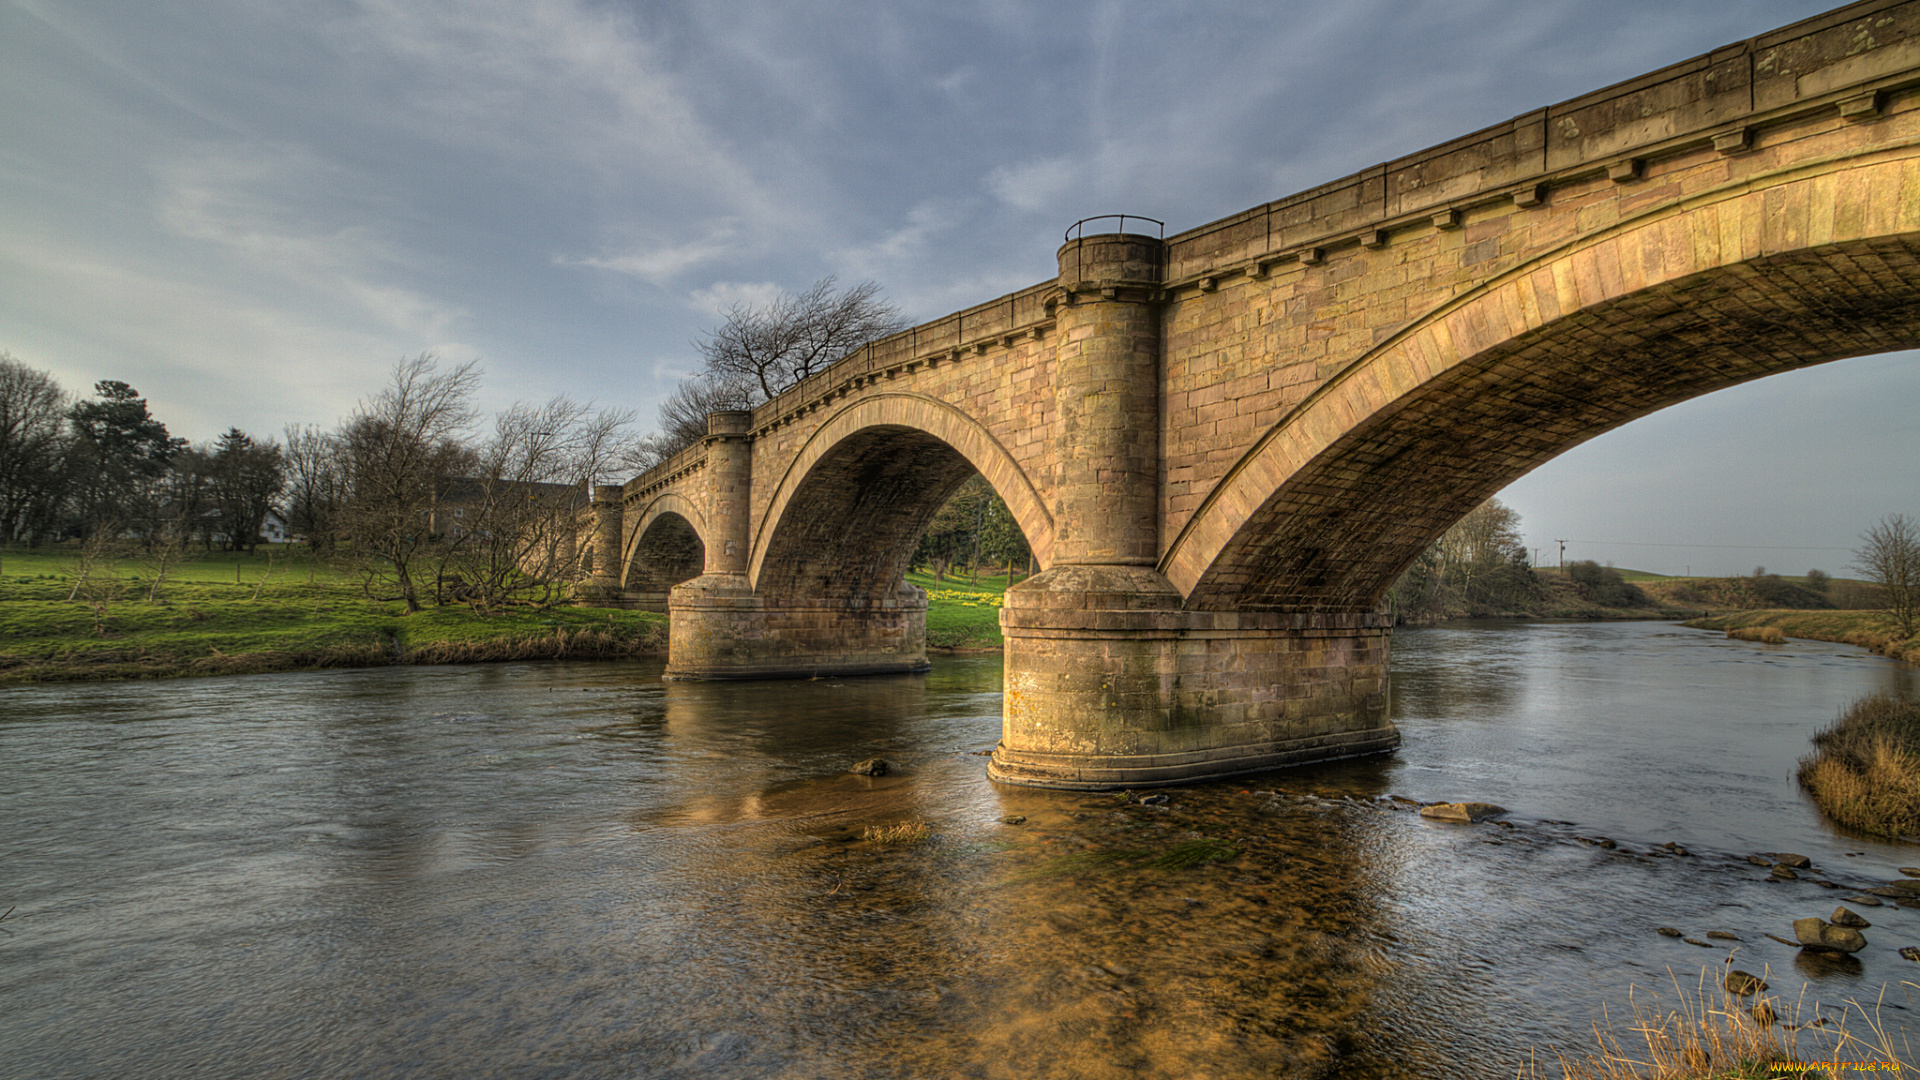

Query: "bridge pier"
<box><xmin>987</xmin><ymin>231</ymin><xmax>1397</xmax><ymax>787</ymax></box>
<box><xmin>990</xmin><ymin>567</ymin><xmax>1396</xmax><ymax>788</ymax></box>
<box><xmin>581</xmin><ymin>484</ymin><xmax>625</xmax><ymax>602</ymax></box>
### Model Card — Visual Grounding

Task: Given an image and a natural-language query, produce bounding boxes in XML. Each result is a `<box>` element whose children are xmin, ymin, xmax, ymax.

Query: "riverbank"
<box><xmin>1</xmin><ymin>550</ymin><xmax>1012</xmax><ymax>684</ymax></box>
<box><xmin>0</xmin><ymin>547</ymin><xmax>666</xmax><ymax>684</ymax></box>
<box><xmin>910</xmin><ymin>568</ymin><xmax>1013</xmax><ymax>649</ymax></box>
<box><xmin>1685</xmin><ymin>610</ymin><xmax>1920</xmax><ymax>665</ymax></box>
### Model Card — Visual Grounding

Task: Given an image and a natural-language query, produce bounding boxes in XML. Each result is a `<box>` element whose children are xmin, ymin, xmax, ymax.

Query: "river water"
<box><xmin>4</xmin><ymin>621</ymin><xmax>1918</xmax><ymax>1078</ymax></box>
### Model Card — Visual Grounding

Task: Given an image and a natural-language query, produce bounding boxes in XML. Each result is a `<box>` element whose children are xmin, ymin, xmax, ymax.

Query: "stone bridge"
<box><xmin>586</xmin><ymin>0</ymin><xmax>1920</xmax><ymax>789</ymax></box>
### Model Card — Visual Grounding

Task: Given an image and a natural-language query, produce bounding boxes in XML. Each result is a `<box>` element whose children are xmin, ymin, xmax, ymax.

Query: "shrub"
<box><xmin>1798</xmin><ymin>693</ymin><xmax>1920</xmax><ymax>838</ymax></box>
<box><xmin>1566</xmin><ymin>560</ymin><xmax>1648</xmax><ymax>608</ymax></box>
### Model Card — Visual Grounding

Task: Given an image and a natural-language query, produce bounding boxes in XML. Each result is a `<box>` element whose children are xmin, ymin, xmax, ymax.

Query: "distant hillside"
<box><xmin>1635</xmin><ymin>574</ymin><xmax>1837</xmax><ymax>611</ymax></box>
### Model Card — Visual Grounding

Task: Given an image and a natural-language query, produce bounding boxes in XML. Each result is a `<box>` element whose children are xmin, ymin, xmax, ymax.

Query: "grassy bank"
<box><xmin>1684</xmin><ymin>609</ymin><xmax>1920</xmax><ymax>665</ymax></box>
<box><xmin>909</xmin><ymin>568</ymin><xmax>1016</xmax><ymax>650</ymax></box>
<box><xmin>1797</xmin><ymin>692</ymin><xmax>1920</xmax><ymax>839</ymax></box>
<box><xmin>1</xmin><ymin>547</ymin><xmax>1020</xmax><ymax>683</ymax></box>
<box><xmin>0</xmin><ymin>546</ymin><xmax>666</xmax><ymax>684</ymax></box>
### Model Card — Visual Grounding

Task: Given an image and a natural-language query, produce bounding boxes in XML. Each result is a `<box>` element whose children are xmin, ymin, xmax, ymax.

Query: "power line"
<box><xmin>1563</xmin><ymin>540</ymin><xmax>1854</xmax><ymax>551</ymax></box>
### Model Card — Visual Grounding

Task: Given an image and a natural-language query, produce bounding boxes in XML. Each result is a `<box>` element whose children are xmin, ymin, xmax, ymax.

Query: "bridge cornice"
<box><xmin>1160</xmin><ymin>0</ymin><xmax>1920</xmax><ymax>295</ymax></box>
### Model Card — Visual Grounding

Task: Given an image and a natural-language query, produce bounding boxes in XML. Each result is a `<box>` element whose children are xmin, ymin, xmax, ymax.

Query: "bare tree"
<box><xmin>696</xmin><ymin>277</ymin><xmax>906</xmax><ymax>402</ymax></box>
<box><xmin>139</xmin><ymin>516</ymin><xmax>199</xmax><ymax>602</ymax></box>
<box><xmin>338</xmin><ymin>355</ymin><xmax>480</xmax><ymax>613</ymax></box>
<box><xmin>626</xmin><ymin>279</ymin><xmax>902</xmax><ymax>469</ymax></box>
<box><xmin>0</xmin><ymin>352</ymin><xmax>71</xmax><ymax>547</ymax></box>
<box><xmin>282</xmin><ymin>424</ymin><xmax>346</xmax><ymax>553</ymax></box>
<box><xmin>439</xmin><ymin>397</ymin><xmax>637</xmax><ymax>609</ymax></box>
<box><xmin>632</xmin><ymin>374</ymin><xmax>758</xmax><ymax>468</ymax></box>
<box><xmin>1852</xmin><ymin>513</ymin><xmax>1920</xmax><ymax>638</ymax></box>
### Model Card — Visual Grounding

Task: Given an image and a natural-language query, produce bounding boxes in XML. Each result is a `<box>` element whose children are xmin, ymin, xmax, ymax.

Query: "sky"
<box><xmin>3</xmin><ymin>0</ymin><xmax>1915</xmax><ymax>578</ymax></box>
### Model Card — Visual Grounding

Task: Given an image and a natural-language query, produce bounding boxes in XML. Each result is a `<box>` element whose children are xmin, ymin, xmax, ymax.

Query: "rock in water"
<box><xmin>1900</xmin><ymin>946</ymin><xmax>1920</xmax><ymax>962</ymax></box>
<box><xmin>849</xmin><ymin>758</ymin><xmax>890</xmax><ymax>776</ymax></box>
<box><xmin>1725</xmin><ymin>970</ymin><xmax>1769</xmax><ymax>996</ymax></box>
<box><xmin>1775</xmin><ymin>853</ymin><xmax>1812</xmax><ymax>869</ymax></box>
<box><xmin>1793</xmin><ymin>917</ymin><xmax>1867</xmax><ymax>953</ymax></box>
<box><xmin>1826</xmin><ymin>924</ymin><xmax>1869</xmax><ymax>953</ymax></box>
<box><xmin>1831</xmin><ymin>907</ymin><xmax>1872</xmax><ymax>929</ymax></box>
<box><xmin>1899</xmin><ymin>867</ymin><xmax>1920</xmax><ymax>878</ymax></box>
<box><xmin>1845</xmin><ymin>894</ymin><xmax>1885</xmax><ymax>907</ymax></box>
<box><xmin>1656</xmin><ymin>927</ymin><xmax>1683</xmax><ymax>938</ymax></box>
<box><xmin>998</xmin><ymin>815</ymin><xmax>1026</xmax><ymax>825</ymax></box>
<box><xmin>1418</xmin><ymin>801</ymin><xmax>1506</xmax><ymax>823</ymax></box>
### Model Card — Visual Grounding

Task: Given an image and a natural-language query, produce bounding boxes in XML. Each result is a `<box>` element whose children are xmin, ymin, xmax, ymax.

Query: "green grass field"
<box><xmin>0</xmin><ymin>546</ymin><xmax>1023</xmax><ymax>683</ymax></box>
<box><xmin>0</xmin><ymin>545</ymin><xmax>666</xmax><ymax>684</ymax></box>
<box><xmin>908</xmin><ymin>568</ymin><xmax>1023</xmax><ymax>649</ymax></box>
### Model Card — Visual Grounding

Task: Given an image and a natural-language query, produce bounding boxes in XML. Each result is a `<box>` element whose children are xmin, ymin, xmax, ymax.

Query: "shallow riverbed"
<box><xmin>3</xmin><ymin>620</ymin><xmax>1917</xmax><ymax>1077</ymax></box>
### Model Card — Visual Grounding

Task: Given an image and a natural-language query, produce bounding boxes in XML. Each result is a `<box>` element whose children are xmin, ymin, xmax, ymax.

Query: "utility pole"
<box><xmin>1556</xmin><ymin>539</ymin><xmax>1566</xmax><ymax>569</ymax></box>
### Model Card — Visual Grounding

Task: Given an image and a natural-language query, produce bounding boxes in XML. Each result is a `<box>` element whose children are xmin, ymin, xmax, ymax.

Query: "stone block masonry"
<box><xmin>589</xmin><ymin>0</ymin><xmax>1920</xmax><ymax>787</ymax></box>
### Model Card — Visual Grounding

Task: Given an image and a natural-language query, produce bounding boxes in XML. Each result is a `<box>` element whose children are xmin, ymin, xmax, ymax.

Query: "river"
<box><xmin>3</xmin><ymin>620</ymin><xmax>1918</xmax><ymax>1078</ymax></box>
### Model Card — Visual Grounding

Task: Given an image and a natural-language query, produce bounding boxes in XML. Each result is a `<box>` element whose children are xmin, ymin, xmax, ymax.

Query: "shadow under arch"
<box><xmin>623</xmin><ymin>492</ymin><xmax>708</xmax><ymax>606</ymax></box>
<box><xmin>1166</xmin><ymin>154</ymin><xmax>1920</xmax><ymax>613</ymax></box>
<box><xmin>748</xmin><ymin>393</ymin><xmax>1053</xmax><ymax>598</ymax></box>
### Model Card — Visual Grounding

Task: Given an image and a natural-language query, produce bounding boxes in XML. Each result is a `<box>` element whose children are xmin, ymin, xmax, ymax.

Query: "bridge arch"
<box><xmin>1166</xmin><ymin>153</ymin><xmax>1920</xmax><ymax>612</ymax></box>
<box><xmin>747</xmin><ymin>393</ymin><xmax>1053</xmax><ymax>597</ymax></box>
<box><xmin>624</xmin><ymin>492</ymin><xmax>709</xmax><ymax>596</ymax></box>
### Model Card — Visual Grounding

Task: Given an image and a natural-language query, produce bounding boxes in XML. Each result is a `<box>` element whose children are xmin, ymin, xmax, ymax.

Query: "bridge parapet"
<box><xmin>1161</xmin><ymin>0</ymin><xmax>1920</xmax><ymax>290</ymax></box>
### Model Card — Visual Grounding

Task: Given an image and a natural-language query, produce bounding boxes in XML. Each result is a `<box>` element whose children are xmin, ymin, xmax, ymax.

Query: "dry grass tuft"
<box><xmin>1727</xmin><ymin>626</ymin><xmax>1786</xmax><ymax>644</ymax></box>
<box><xmin>862</xmin><ymin>821</ymin><xmax>931</xmax><ymax>845</ymax></box>
<box><xmin>1529</xmin><ymin>970</ymin><xmax>1907</xmax><ymax>1079</ymax></box>
<box><xmin>1799</xmin><ymin>693</ymin><xmax>1920</xmax><ymax>838</ymax></box>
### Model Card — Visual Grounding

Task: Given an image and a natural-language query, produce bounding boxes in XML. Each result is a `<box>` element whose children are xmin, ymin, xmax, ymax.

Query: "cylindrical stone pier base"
<box><xmin>989</xmin><ymin>566</ymin><xmax>1398</xmax><ymax>789</ymax></box>
<box><xmin>664</xmin><ymin>574</ymin><xmax>932</xmax><ymax>681</ymax></box>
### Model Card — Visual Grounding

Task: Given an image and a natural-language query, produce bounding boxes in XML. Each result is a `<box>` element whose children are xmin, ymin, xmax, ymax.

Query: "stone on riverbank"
<box><xmin>849</xmin><ymin>759</ymin><xmax>890</xmax><ymax>776</ymax></box>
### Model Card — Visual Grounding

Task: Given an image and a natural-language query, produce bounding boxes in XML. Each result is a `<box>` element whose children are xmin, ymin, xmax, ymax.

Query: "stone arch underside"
<box><xmin>624</xmin><ymin>494</ymin><xmax>707</xmax><ymax>594</ymax></box>
<box><xmin>748</xmin><ymin>394</ymin><xmax>1053</xmax><ymax>601</ymax></box>
<box><xmin>751</xmin><ymin>425</ymin><xmax>1028</xmax><ymax>605</ymax></box>
<box><xmin>1171</xmin><ymin>160</ymin><xmax>1920</xmax><ymax>612</ymax></box>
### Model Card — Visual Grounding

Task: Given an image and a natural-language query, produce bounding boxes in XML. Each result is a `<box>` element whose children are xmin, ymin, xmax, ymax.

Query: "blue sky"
<box><xmin>3</xmin><ymin>0</ymin><xmax>1914</xmax><ymax>576</ymax></box>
